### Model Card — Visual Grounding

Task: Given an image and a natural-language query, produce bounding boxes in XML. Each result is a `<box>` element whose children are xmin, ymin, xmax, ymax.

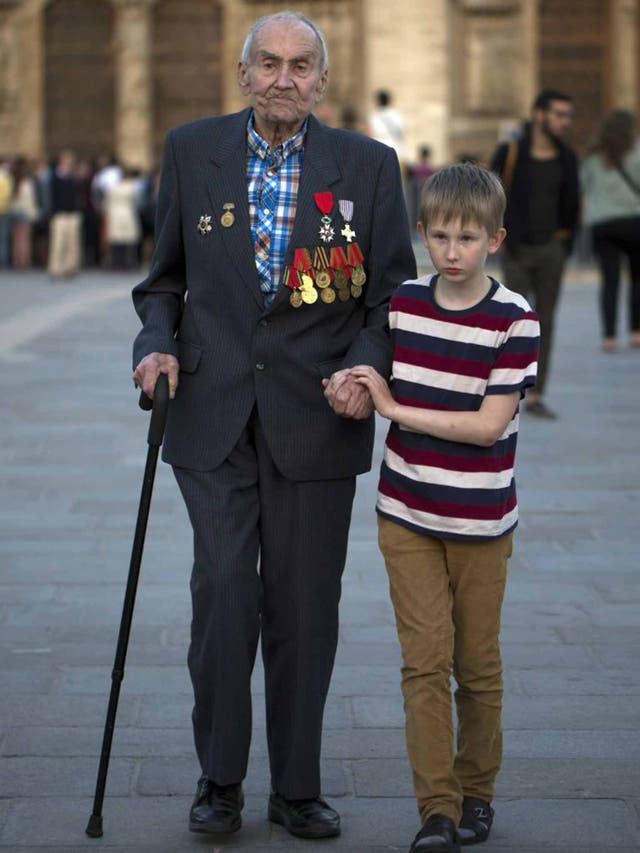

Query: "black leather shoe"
<box><xmin>268</xmin><ymin>792</ymin><xmax>341</xmax><ymax>838</ymax></box>
<box><xmin>410</xmin><ymin>814</ymin><xmax>461</xmax><ymax>852</ymax></box>
<box><xmin>188</xmin><ymin>776</ymin><xmax>243</xmax><ymax>834</ymax></box>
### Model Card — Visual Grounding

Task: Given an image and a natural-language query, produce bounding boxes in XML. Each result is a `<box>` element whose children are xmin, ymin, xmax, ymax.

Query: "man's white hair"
<box><xmin>240</xmin><ymin>11</ymin><xmax>329</xmax><ymax>72</ymax></box>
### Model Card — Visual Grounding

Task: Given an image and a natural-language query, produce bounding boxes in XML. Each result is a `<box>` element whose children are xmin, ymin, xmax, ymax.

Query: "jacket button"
<box><xmin>256</xmin><ymin>362</ymin><xmax>265</xmax><ymax>371</ymax></box>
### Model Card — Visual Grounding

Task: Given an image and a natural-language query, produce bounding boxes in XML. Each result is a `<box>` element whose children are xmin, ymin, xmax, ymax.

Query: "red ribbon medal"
<box><xmin>313</xmin><ymin>192</ymin><xmax>335</xmax><ymax>243</ymax></box>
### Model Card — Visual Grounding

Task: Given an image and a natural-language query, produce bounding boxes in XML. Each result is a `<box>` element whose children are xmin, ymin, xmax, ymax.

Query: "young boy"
<box><xmin>351</xmin><ymin>164</ymin><xmax>540</xmax><ymax>853</ymax></box>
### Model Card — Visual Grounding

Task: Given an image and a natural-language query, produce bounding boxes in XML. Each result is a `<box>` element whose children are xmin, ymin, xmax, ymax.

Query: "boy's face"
<box><xmin>418</xmin><ymin>216</ymin><xmax>505</xmax><ymax>289</ymax></box>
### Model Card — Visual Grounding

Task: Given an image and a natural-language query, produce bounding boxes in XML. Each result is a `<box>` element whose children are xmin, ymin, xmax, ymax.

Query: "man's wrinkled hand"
<box><xmin>322</xmin><ymin>369</ymin><xmax>374</xmax><ymax>420</ymax></box>
<box><xmin>133</xmin><ymin>352</ymin><xmax>180</xmax><ymax>400</ymax></box>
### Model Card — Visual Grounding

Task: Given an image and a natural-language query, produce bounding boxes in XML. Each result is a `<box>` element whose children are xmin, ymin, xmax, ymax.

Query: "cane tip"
<box><xmin>85</xmin><ymin>814</ymin><xmax>103</xmax><ymax>838</ymax></box>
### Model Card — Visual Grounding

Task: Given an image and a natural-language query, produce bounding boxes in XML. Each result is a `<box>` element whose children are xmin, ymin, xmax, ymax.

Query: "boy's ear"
<box><xmin>487</xmin><ymin>227</ymin><xmax>507</xmax><ymax>254</ymax></box>
<box><xmin>416</xmin><ymin>221</ymin><xmax>427</xmax><ymax>243</ymax></box>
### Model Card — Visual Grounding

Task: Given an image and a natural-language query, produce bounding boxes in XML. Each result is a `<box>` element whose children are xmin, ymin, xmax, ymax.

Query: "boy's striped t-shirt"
<box><xmin>377</xmin><ymin>274</ymin><xmax>540</xmax><ymax>540</ymax></box>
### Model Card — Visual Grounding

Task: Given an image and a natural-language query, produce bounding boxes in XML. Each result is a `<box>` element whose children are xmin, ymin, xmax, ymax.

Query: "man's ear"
<box><xmin>315</xmin><ymin>69</ymin><xmax>328</xmax><ymax>102</ymax></box>
<box><xmin>237</xmin><ymin>62</ymin><xmax>251</xmax><ymax>96</ymax></box>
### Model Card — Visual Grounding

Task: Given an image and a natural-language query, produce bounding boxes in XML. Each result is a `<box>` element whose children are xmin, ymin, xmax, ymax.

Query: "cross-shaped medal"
<box><xmin>341</xmin><ymin>222</ymin><xmax>356</xmax><ymax>243</ymax></box>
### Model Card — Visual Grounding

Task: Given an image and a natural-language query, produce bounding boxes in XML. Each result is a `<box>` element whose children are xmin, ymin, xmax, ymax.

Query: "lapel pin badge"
<box><xmin>220</xmin><ymin>203</ymin><xmax>235</xmax><ymax>228</ymax></box>
<box><xmin>197</xmin><ymin>215</ymin><xmax>212</xmax><ymax>235</ymax></box>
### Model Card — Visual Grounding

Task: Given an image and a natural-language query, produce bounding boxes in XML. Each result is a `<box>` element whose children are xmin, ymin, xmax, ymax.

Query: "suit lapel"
<box><xmin>204</xmin><ymin>108</ymin><xmax>264</xmax><ymax>310</ymax></box>
<box><xmin>270</xmin><ymin>115</ymin><xmax>343</xmax><ymax>310</ymax></box>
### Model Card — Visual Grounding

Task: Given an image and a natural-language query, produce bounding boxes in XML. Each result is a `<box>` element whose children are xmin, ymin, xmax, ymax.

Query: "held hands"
<box><xmin>322</xmin><ymin>368</ymin><xmax>374</xmax><ymax>420</ymax></box>
<box><xmin>349</xmin><ymin>365</ymin><xmax>396</xmax><ymax>420</ymax></box>
<box><xmin>133</xmin><ymin>352</ymin><xmax>180</xmax><ymax>400</ymax></box>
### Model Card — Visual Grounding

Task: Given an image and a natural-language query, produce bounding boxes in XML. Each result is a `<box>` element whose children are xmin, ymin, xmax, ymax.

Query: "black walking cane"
<box><xmin>86</xmin><ymin>373</ymin><xmax>170</xmax><ymax>838</ymax></box>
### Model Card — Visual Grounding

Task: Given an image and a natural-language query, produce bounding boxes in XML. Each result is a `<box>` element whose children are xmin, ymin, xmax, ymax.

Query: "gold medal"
<box><xmin>316</xmin><ymin>270</ymin><xmax>331</xmax><ymax>288</ymax></box>
<box><xmin>351</xmin><ymin>265</ymin><xmax>366</xmax><ymax>286</ymax></box>
<box><xmin>350</xmin><ymin>284</ymin><xmax>363</xmax><ymax>298</ymax></box>
<box><xmin>320</xmin><ymin>287</ymin><xmax>336</xmax><ymax>304</ymax></box>
<box><xmin>220</xmin><ymin>203</ymin><xmax>235</xmax><ymax>228</ymax></box>
<box><xmin>290</xmin><ymin>289</ymin><xmax>303</xmax><ymax>308</ymax></box>
<box><xmin>337</xmin><ymin>288</ymin><xmax>350</xmax><ymax>302</ymax></box>
<box><xmin>300</xmin><ymin>273</ymin><xmax>315</xmax><ymax>291</ymax></box>
<box><xmin>301</xmin><ymin>287</ymin><xmax>318</xmax><ymax>304</ymax></box>
<box><xmin>333</xmin><ymin>269</ymin><xmax>348</xmax><ymax>289</ymax></box>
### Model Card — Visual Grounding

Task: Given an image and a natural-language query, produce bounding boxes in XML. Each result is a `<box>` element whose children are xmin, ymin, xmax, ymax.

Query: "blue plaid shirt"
<box><xmin>247</xmin><ymin>113</ymin><xmax>306</xmax><ymax>304</ymax></box>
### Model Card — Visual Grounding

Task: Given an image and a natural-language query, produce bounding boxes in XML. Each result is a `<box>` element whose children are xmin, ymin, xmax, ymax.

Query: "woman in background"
<box><xmin>581</xmin><ymin>109</ymin><xmax>640</xmax><ymax>352</ymax></box>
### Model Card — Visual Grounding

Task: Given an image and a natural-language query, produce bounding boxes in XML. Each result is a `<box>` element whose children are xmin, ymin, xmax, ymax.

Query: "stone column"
<box><xmin>112</xmin><ymin>0</ymin><xmax>156</xmax><ymax>170</ymax></box>
<box><xmin>15</xmin><ymin>0</ymin><xmax>46</xmax><ymax>158</ymax></box>
<box><xmin>363</xmin><ymin>0</ymin><xmax>450</xmax><ymax>163</ymax></box>
<box><xmin>610</xmin><ymin>0</ymin><xmax>638</xmax><ymax>111</ymax></box>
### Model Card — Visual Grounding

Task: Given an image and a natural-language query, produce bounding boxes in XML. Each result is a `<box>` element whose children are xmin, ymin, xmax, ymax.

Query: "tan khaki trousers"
<box><xmin>378</xmin><ymin>516</ymin><xmax>513</xmax><ymax>824</ymax></box>
<box><xmin>48</xmin><ymin>212</ymin><xmax>82</xmax><ymax>277</ymax></box>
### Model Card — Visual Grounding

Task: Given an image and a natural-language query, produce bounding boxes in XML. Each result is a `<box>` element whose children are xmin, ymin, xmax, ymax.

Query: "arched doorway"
<box><xmin>152</xmin><ymin>0</ymin><xmax>224</xmax><ymax>161</ymax></box>
<box><xmin>44</xmin><ymin>0</ymin><xmax>115</xmax><ymax>160</ymax></box>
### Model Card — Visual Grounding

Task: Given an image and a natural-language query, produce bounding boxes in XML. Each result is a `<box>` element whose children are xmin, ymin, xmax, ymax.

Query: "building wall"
<box><xmin>1</xmin><ymin>0</ymin><xmax>638</xmax><ymax>167</ymax></box>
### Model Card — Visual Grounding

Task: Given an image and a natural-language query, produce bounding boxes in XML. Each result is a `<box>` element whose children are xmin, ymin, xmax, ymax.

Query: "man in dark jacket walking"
<box><xmin>491</xmin><ymin>89</ymin><xmax>580</xmax><ymax>419</ymax></box>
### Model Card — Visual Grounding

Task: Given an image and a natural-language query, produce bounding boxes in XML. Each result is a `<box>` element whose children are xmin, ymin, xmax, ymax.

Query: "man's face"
<box><xmin>238</xmin><ymin>19</ymin><xmax>327</xmax><ymax>137</ymax></box>
<box><xmin>537</xmin><ymin>99</ymin><xmax>574</xmax><ymax>140</ymax></box>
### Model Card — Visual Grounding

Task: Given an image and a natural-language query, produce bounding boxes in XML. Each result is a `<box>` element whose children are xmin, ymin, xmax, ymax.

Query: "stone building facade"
<box><xmin>1</xmin><ymin>0</ymin><xmax>638</xmax><ymax>169</ymax></box>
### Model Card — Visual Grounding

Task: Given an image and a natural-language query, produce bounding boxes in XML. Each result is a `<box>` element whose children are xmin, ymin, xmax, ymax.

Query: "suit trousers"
<box><xmin>173</xmin><ymin>409</ymin><xmax>356</xmax><ymax>799</ymax></box>
<box><xmin>378</xmin><ymin>516</ymin><xmax>512</xmax><ymax>824</ymax></box>
<box><xmin>501</xmin><ymin>240</ymin><xmax>566</xmax><ymax>395</ymax></box>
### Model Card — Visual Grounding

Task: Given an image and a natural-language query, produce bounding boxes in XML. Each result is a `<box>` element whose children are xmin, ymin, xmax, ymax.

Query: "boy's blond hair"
<box><xmin>419</xmin><ymin>163</ymin><xmax>506</xmax><ymax>236</ymax></box>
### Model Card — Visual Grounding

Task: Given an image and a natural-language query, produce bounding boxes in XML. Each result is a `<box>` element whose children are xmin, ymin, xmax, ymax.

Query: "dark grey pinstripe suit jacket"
<box><xmin>132</xmin><ymin>108</ymin><xmax>416</xmax><ymax>480</ymax></box>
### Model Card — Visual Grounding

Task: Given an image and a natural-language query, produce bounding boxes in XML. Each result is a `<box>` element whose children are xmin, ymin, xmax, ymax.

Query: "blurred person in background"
<box><xmin>32</xmin><ymin>158</ymin><xmax>53</xmax><ymax>267</ymax></box>
<box><xmin>581</xmin><ymin>109</ymin><xmax>640</xmax><ymax>352</ymax></box>
<box><xmin>369</xmin><ymin>89</ymin><xmax>406</xmax><ymax>168</ymax></box>
<box><xmin>9</xmin><ymin>157</ymin><xmax>40</xmax><ymax>269</ymax></box>
<box><xmin>75</xmin><ymin>159</ymin><xmax>101</xmax><ymax>268</ymax></box>
<box><xmin>490</xmin><ymin>89</ymin><xmax>580</xmax><ymax>420</ymax></box>
<box><xmin>407</xmin><ymin>145</ymin><xmax>436</xmax><ymax>230</ymax></box>
<box><xmin>0</xmin><ymin>158</ymin><xmax>14</xmax><ymax>268</ymax></box>
<box><xmin>104</xmin><ymin>167</ymin><xmax>142</xmax><ymax>271</ymax></box>
<box><xmin>48</xmin><ymin>149</ymin><xmax>82</xmax><ymax>278</ymax></box>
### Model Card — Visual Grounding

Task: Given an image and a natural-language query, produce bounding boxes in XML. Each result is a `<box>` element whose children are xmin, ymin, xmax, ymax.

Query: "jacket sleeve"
<box><xmin>342</xmin><ymin>147</ymin><xmax>416</xmax><ymax>377</ymax></box>
<box><xmin>132</xmin><ymin>129</ymin><xmax>186</xmax><ymax>369</ymax></box>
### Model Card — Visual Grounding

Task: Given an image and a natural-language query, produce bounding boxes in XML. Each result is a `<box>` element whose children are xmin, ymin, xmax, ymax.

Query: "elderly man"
<box><xmin>132</xmin><ymin>11</ymin><xmax>415</xmax><ymax>840</ymax></box>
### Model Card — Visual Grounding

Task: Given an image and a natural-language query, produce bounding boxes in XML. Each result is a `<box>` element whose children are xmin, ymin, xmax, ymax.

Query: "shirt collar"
<box><xmin>247</xmin><ymin>112</ymin><xmax>307</xmax><ymax>163</ymax></box>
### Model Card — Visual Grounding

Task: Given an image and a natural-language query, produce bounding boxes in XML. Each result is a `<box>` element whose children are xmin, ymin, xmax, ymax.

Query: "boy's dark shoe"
<box><xmin>268</xmin><ymin>792</ymin><xmax>340</xmax><ymax>838</ymax></box>
<box><xmin>188</xmin><ymin>776</ymin><xmax>243</xmax><ymax>834</ymax></box>
<box><xmin>458</xmin><ymin>797</ymin><xmax>494</xmax><ymax>845</ymax></box>
<box><xmin>410</xmin><ymin>814</ymin><xmax>461</xmax><ymax>852</ymax></box>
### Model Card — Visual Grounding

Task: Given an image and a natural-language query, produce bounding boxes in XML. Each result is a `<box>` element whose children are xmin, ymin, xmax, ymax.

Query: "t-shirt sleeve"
<box><xmin>485</xmin><ymin>310</ymin><xmax>540</xmax><ymax>396</ymax></box>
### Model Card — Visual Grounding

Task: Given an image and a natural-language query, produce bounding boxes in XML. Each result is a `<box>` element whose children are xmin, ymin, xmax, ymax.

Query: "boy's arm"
<box><xmin>351</xmin><ymin>366</ymin><xmax>520</xmax><ymax>447</ymax></box>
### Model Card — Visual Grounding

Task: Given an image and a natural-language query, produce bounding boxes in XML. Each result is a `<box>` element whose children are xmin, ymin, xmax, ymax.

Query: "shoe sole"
<box><xmin>189</xmin><ymin>816</ymin><xmax>241</xmax><ymax>834</ymax></box>
<box><xmin>268</xmin><ymin>804</ymin><xmax>340</xmax><ymax>839</ymax></box>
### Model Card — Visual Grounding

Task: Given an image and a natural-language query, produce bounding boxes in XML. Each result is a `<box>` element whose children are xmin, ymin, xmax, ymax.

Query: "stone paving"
<box><xmin>0</xmin><ymin>267</ymin><xmax>639</xmax><ymax>852</ymax></box>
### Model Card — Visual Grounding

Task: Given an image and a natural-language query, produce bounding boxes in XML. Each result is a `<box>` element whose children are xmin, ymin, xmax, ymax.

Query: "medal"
<box><xmin>312</xmin><ymin>246</ymin><xmax>331</xmax><ymax>287</ymax></box>
<box><xmin>350</xmin><ymin>284</ymin><xmax>363</xmax><ymax>298</ymax></box>
<box><xmin>339</xmin><ymin>199</ymin><xmax>356</xmax><ymax>243</ymax></box>
<box><xmin>337</xmin><ymin>288</ymin><xmax>350</xmax><ymax>302</ymax></box>
<box><xmin>301</xmin><ymin>287</ymin><xmax>318</xmax><ymax>304</ymax></box>
<box><xmin>284</xmin><ymin>266</ymin><xmax>303</xmax><ymax>308</ymax></box>
<box><xmin>351</xmin><ymin>266</ymin><xmax>366</xmax><ymax>287</ymax></box>
<box><xmin>220</xmin><ymin>203</ymin><xmax>235</xmax><ymax>228</ymax></box>
<box><xmin>320</xmin><ymin>287</ymin><xmax>336</xmax><ymax>304</ymax></box>
<box><xmin>314</xmin><ymin>192</ymin><xmax>335</xmax><ymax>243</ymax></box>
<box><xmin>333</xmin><ymin>269</ymin><xmax>349</xmax><ymax>290</ymax></box>
<box><xmin>197</xmin><ymin>215</ymin><xmax>212</xmax><ymax>235</ymax></box>
<box><xmin>348</xmin><ymin>243</ymin><xmax>367</xmax><ymax>286</ymax></box>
